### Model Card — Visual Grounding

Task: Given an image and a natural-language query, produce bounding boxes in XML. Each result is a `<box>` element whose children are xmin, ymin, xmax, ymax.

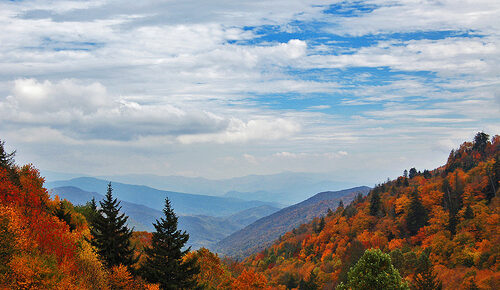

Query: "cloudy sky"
<box><xmin>1</xmin><ymin>0</ymin><xmax>499</xmax><ymax>184</ymax></box>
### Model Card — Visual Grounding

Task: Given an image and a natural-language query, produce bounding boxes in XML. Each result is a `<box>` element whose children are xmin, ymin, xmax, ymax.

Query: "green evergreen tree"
<box><xmin>406</xmin><ymin>192</ymin><xmax>428</xmax><ymax>236</ymax></box>
<box><xmin>336</xmin><ymin>249</ymin><xmax>409</xmax><ymax>290</ymax></box>
<box><xmin>409</xmin><ymin>167</ymin><xmax>418</xmax><ymax>179</ymax></box>
<box><xmin>317</xmin><ymin>217</ymin><xmax>325</xmax><ymax>233</ymax></box>
<box><xmin>75</xmin><ymin>197</ymin><xmax>99</xmax><ymax>228</ymax></box>
<box><xmin>473</xmin><ymin>132</ymin><xmax>489</xmax><ymax>153</ymax></box>
<box><xmin>298</xmin><ymin>270</ymin><xmax>318</xmax><ymax>290</ymax></box>
<box><xmin>389</xmin><ymin>249</ymin><xmax>404</xmax><ymax>272</ymax></box>
<box><xmin>486</xmin><ymin>154</ymin><xmax>499</xmax><ymax>202</ymax></box>
<box><xmin>90</xmin><ymin>183</ymin><xmax>136</xmax><ymax>268</ymax></box>
<box><xmin>369</xmin><ymin>191</ymin><xmax>381</xmax><ymax>216</ymax></box>
<box><xmin>54</xmin><ymin>201</ymin><xmax>75</xmax><ymax>231</ymax></box>
<box><xmin>413</xmin><ymin>248</ymin><xmax>442</xmax><ymax>290</ymax></box>
<box><xmin>0</xmin><ymin>140</ymin><xmax>19</xmax><ymax>185</ymax></box>
<box><xmin>139</xmin><ymin>198</ymin><xmax>199</xmax><ymax>289</ymax></box>
<box><xmin>463</xmin><ymin>204</ymin><xmax>474</xmax><ymax>219</ymax></box>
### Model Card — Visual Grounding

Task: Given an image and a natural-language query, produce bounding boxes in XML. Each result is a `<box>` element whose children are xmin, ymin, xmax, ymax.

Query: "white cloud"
<box><xmin>243</xmin><ymin>153</ymin><xmax>258</xmax><ymax>164</ymax></box>
<box><xmin>307</xmin><ymin>105</ymin><xmax>331</xmax><ymax>110</ymax></box>
<box><xmin>273</xmin><ymin>151</ymin><xmax>348</xmax><ymax>159</ymax></box>
<box><xmin>0</xmin><ymin>0</ymin><xmax>497</xmax><ymax>181</ymax></box>
<box><xmin>9</xmin><ymin>78</ymin><xmax>111</xmax><ymax>114</ymax></box>
<box><xmin>0</xmin><ymin>79</ymin><xmax>231</xmax><ymax>141</ymax></box>
<box><xmin>305</xmin><ymin>37</ymin><xmax>499</xmax><ymax>77</ymax></box>
<box><xmin>177</xmin><ymin>118</ymin><xmax>301</xmax><ymax>144</ymax></box>
<box><xmin>329</xmin><ymin>0</ymin><xmax>500</xmax><ymax>36</ymax></box>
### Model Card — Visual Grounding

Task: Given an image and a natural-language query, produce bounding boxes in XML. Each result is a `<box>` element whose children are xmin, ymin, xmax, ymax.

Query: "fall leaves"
<box><xmin>243</xmin><ymin>135</ymin><xmax>499</xmax><ymax>289</ymax></box>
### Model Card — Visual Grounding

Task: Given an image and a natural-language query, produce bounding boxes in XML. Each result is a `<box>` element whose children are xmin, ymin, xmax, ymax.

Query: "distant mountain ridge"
<box><xmin>46</xmin><ymin>177</ymin><xmax>281</xmax><ymax>216</ymax></box>
<box><xmin>214</xmin><ymin>186</ymin><xmax>371</xmax><ymax>258</ymax></box>
<box><xmin>51</xmin><ymin>186</ymin><xmax>280</xmax><ymax>249</ymax></box>
<box><xmin>42</xmin><ymin>171</ymin><xmax>359</xmax><ymax>205</ymax></box>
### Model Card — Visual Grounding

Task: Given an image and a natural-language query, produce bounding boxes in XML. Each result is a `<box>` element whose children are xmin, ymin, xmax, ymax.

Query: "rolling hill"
<box><xmin>46</xmin><ymin>177</ymin><xmax>281</xmax><ymax>216</ymax></box>
<box><xmin>214</xmin><ymin>186</ymin><xmax>370</xmax><ymax>258</ymax></box>
<box><xmin>50</xmin><ymin>186</ymin><xmax>279</xmax><ymax>249</ymax></box>
<box><xmin>47</xmin><ymin>172</ymin><xmax>359</xmax><ymax>205</ymax></box>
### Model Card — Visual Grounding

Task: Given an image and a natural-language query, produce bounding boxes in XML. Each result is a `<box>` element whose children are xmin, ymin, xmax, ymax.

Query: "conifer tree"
<box><xmin>139</xmin><ymin>197</ymin><xmax>199</xmax><ymax>289</ymax></box>
<box><xmin>298</xmin><ymin>270</ymin><xmax>318</xmax><ymax>290</ymax></box>
<box><xmin>90</xmin><ymin>183</ymin><xmax>136</xmax><ymax>268</ymax></box>
<box><xmin>317</xmin><ymin>217</ymin><xmax>325</xmax><ymax>233</ymax></box>
<box><xmin>369</xmin><ymin>191</ymin><xmax>381</xmax><ymax>216</ymax></box>
<box><xmin>0</xmin><ymin>140</ymin><xmax>19</xmax><ymax>184</ymax></box>
<box><xmin>409</xmin><ymin>167</ymin><xmax>418</xmax><ymax>179</ymax></box>
<box><xmin>54</xmin><ymin>201</ymin><xmax>75</xmax><ymax>231</ymax></box>
<box><xmin>406</xmin><ymin>191</ymin><xmax>428</xmax><ymax>236</ymax></box>
<box><xmin>463</xmin><ymin>204</ymin><xmax>474</xmax><ymax>220</ymax></box>
<box><xmin>413</xmin><ymin>249</ymin><xmax>442</xmax><ymax>290</ymax></box>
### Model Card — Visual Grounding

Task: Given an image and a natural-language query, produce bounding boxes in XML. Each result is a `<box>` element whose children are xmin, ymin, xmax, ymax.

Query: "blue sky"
<box><xmin>0</xmin><ymin>0</ymin><xmax>498</xmax><ymax>185</ymax></box>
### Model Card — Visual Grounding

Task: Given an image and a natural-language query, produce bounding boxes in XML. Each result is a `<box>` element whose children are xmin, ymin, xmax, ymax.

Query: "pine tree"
<box><xmin>54</xmin><ymin>201</ymin><xmax>75</xmax><ymax>231</ymax></box>
<box><xmin>88</xmin><ymin>197</ymin><xmax>99</xmax><ymax>225</ymax></box>
<box><xmin>413</xmin><ymin>249</ymin><xmax>442</xmax><ymax>290</ymax></box>
<box><xmin>90</xmin><ymin>183</ymin><xmax>136</xmax><ymax>268</ymax></box>
<box><xmin>406</xmin><ymin>191</ymin><xmax>428</xmax><ymax>236</ymax></box>
<box><xmin>139</xmin><ymin>197</ymin><xmax>199</xmax><ymax>289</ymax></box>
<box><xmin>473</xmin><ymin>131</ymin><xmax>489</xmax><ymax>153</ymax></box>
<box><xmin>298</xmin><ymin>270</ymin><xmax>318</xmax><ymax>290</ymax></box>
<box><xmin>317</xmin><ymin>217</ymin><xmax>325</xmax><ymax>233</ymax></box>
<box><xmin>409</xmin><ymin>167</ymin><xmax>418</xmax><ymax>179</ymax></box>
<box><xmin>369</xmin><ymin>191</ymin><xmax>381</xmax><ymax>216</ymax></box>
<box><xmin>0</xmin><ymin>140</ymin><xmax>19</xmax><ymax>184</ymax></box>
<box><xmin>463</xmin><ymin>204</ymin><xmax>474</xmax><ymax>219</ymax></box>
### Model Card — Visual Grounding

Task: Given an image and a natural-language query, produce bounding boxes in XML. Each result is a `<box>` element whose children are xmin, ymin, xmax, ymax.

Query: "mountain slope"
<box><xmin>242</xmin><ymin>133</ymin><xmax>499</xmax><ymax>289</ymax></box>
<box><xmin>214</xmin><ymin>186</ymin><xmax>370</xmax><ymax>258</ymax></box>
<box><xmin>50</xmin><ymin>186</ymin><xmax>279</xmax><ymax>249</ymax></box>
<box><xmin>89</xmin><ymin>172</ymin><xmax>359</xmax><ymax>204</ymax></box>
<box><xmin>46</xmin><ymin>177</ymin><xmax>280</xmax><ymax>216</ymax></box>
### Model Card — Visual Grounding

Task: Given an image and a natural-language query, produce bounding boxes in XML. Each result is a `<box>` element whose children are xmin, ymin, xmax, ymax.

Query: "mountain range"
<box><xmin>214</xmin><ymin>186</ymin><xmax>371</xmax><ymax>258</ymax></box>
<box><xmin>46</xmin><ymin>177</ymin><xmax>281</xmax><ymax>216</ymax></box>
<box><xmin>42</xmin><ymin>171</ymin><xmax>359</xmax><ymax>205</ymax></box>
<box><xmin>47</xmin><ymin>176</ymin><xmax>369</xmax><ymax>253</ymax></box>
<box><xmin>50</xmin><ymin>186</ymin><xmax>279</xmax><ymax>249</ymax></box>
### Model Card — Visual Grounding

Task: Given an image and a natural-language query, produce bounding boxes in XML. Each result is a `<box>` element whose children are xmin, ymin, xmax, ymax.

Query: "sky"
<box><xmin>0</xmin><ymin>0</ymin><xmax>499</xmax><ymax>185</ymax></box>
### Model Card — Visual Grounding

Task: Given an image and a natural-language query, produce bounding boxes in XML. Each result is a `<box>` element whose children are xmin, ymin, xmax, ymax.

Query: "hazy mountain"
<box><xmin>214</xmin><ymin>186</ymin><xmax>371</xmax><ymax>258</ymax></box>
<box><xmin>46</xmin><ymin>177</ymin><xmax>281</xmax><ymax>216</ymax></box>
<box><xmin>42</xmin><ymin>171</ymin><xmax>359</xmax><ymax>205</ymax></box>
<box><xmin>51</xmin><ymin>186</ymin><xmax>280</xmax><ymax>249</ymax></box>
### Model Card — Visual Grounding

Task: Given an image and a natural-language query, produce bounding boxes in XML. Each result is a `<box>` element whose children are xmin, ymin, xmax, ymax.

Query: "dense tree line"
<box><xmin>1</xmin><ymin>132</ymin><xmax>499</xmax><ymax>289</ymax></box>
<box><xmin>243</xmin><ymin>132</ymin><xmax>499</xmax><ymax>289</ymax></box>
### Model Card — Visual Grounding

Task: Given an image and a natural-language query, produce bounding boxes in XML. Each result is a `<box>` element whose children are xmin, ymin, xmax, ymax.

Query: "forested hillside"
<box><xmin>241</xmin><ymin>133</ymin><xmax>499</xmax><ymax>289</ymax></box>
<box><xmin>51</xmin><ymin>186</ymin><xmax>279</xmax><ymax>249</ymax></box>
<box><xmin>0</xmin><ymin>139</ymin><xmax>279</xmax><ymax>289</ymax></box>
<box><xmin>0</xmin><ymin>141</ymin><xmax>166</xmax><ymax>288</ymax></box>
<box><xmin>215</xmin><ymin>186</ymin><xmax>370</xmax><ymax>259</ymax></box>
<box><xmin>1</xmin><ymin>133</ymin><xmax>498</xmax><ymax>289</ymax></box>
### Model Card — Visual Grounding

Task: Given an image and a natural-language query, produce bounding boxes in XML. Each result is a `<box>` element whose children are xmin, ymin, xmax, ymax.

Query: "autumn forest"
<box><xmin>0</xmin><ymin>132</ymin><xmax>499</xmax><ymax>289</ymax></box>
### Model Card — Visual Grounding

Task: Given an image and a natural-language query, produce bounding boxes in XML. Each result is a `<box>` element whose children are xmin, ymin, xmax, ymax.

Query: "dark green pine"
<box><xmin>90</xmin><ymin>182</ymin><xmax>136</xmax><ymax>268</ymax></box>
<box><xmin>369</xmin><ymin>191</ymin><xmax>381</xmax><ymax>216</ymax></box>
<box><xmin>406</xmin><ymin>191</ymin><xmax>428</xmax><ymax>236</ymax></box>
<box><xmin>140</xmin><ymin>198</ymin><xmax>199</xmax><ymax>289</ymax></box>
